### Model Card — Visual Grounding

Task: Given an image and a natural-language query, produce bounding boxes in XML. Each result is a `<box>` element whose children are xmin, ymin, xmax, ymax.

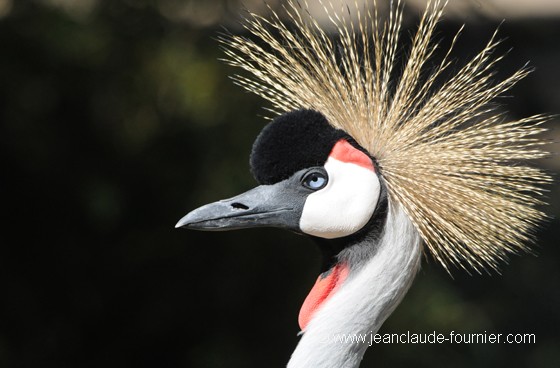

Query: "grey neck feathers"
<box><xmin>287</xmin><ymin>202</ymin><xmax>423</xmax><ymax>368</ymax></box>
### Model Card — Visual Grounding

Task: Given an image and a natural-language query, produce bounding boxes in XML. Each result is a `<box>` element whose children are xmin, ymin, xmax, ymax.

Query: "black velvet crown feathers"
<box><xmin>249</xmin><ymin>110</ymin><xmax>349</xmax><ymax>185</ymax></box>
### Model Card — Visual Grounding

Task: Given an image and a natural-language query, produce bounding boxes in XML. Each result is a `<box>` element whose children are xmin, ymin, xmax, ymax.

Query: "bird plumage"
<box><xmin>177</xmin><ymin>1</ymin><xmax>551</xmax><ymax>367</ymax></box>
<box><xmin>289</xmin><ymin>201</ymin><xmax>422</xmax><ymax>368</ymax></box>
<box><xmin>220</xmin><ymin>0</ymin><xmax>551</xmax><ymax>272</ymax></box>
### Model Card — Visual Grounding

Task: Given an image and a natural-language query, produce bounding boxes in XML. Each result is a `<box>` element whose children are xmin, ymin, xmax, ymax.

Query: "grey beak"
<box><xmin>175</xmin><ymin>182</ymin><xmax>304</xmax><ymax>232</ymax></box>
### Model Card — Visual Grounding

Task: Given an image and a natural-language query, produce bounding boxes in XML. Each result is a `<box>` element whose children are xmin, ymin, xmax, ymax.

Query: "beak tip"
<box><xmin>175</xmin><ymin>215</ymin><xmax>190</xmax><ymax>229</ymax></box>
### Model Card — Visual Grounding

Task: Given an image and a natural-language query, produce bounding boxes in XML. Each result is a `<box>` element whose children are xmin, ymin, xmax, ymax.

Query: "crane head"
<box><xmin>176</xmin><ymin>109</ymin><xmax>383</xmax><ymax>241</ymax></box>
<box><xmin>176</xmin><ymin>109</ymin><xmax>390</xmax><ymax>331</ymax></box>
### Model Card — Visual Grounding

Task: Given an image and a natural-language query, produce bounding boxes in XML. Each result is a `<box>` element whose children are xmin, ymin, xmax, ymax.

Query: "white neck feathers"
<box><xmin>288</xmin><ymin>202</ymin><xmax>423</xmax><ymax>368</ymax></box>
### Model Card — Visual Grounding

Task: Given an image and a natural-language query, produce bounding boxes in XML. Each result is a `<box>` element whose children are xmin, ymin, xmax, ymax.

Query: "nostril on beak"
<box><xmin>231</xmin><ymin>202</ymin><xmax>249</xmax><ymax>210</ymax></box>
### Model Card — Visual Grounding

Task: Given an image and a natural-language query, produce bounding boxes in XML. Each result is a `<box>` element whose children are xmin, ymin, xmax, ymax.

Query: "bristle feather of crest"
<box><xmin>220</xmin><ymin>0</ymin><xmax>551</xmax><ymax>273</ymax></box>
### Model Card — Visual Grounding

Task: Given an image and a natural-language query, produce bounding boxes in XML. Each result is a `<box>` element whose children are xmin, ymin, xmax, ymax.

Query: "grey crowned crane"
<box><xmin>176</xmin><ymin>1</ymin><xmax>551</xmax><ymax>367</ymax></box>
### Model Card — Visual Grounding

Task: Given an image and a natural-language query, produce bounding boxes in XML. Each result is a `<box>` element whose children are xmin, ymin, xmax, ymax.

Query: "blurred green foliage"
<box><xmin>0</xmin><ymin>1</ymin><xmax>558</xmax><ymax>367</ymax></box>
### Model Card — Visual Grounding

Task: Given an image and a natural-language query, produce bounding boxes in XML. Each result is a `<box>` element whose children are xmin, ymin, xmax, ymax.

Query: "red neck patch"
<box><xmin>298</xmin><ymin>263</ymin><xmax>349</xmax><ymax>331</ymax></box>
<box><xmin>329</xmin><ymin>139</ymin><xmax>375</xmax><ymax>172</ymax></box>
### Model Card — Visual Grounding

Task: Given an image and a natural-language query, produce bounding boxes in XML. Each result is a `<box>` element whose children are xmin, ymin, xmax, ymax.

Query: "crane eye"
<box><xmin>302</xmin><ymin>169</ymin><xmax>328</xmax><ymax>190</ymax></box>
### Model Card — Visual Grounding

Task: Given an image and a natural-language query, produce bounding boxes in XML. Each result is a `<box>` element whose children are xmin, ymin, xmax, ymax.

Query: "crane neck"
<box><xmin>287</xmin><ymin>202</ymin><xmax>423</xmax><ymax>368</ymax></box>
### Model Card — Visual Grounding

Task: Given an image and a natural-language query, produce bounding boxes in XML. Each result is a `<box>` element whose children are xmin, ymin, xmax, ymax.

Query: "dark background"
<box><xmin>1</xmin><ymin>0</ymin><xmax>559</xmax><ymax>367</ymax></box>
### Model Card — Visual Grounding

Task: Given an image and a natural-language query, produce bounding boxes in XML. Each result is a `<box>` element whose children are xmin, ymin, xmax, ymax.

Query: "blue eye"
<box><xmin>302</xmin><ymin>170</ymin><xmax>328</xmax><ymax>190</ymax></box>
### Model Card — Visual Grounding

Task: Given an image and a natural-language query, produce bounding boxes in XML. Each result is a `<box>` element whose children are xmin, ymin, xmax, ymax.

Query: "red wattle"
<box><xmin>298</xmin><ymin>263</ymin><xmax>349</xmax><ymax>331</ymax></box>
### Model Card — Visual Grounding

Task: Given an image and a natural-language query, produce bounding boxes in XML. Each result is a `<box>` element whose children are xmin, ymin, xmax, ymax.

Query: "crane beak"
<box><xmin>175</xmin><ymin>182</ymin><xmax>304</xmax><ymax>231</ymax></box>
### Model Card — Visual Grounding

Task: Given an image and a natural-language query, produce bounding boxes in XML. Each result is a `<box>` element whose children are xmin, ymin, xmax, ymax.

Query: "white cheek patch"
<box><xmin>299</xmin><ymin>153</ymin><xmax>381</xmax><ymax>239</ymax></box>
